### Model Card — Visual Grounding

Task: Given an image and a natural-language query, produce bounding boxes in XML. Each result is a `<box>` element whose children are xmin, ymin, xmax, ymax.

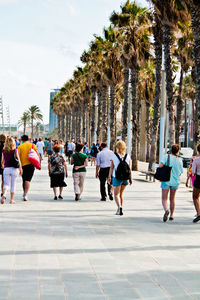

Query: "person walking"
<box><xmin>159</xmin><ymin>144</ymin><xmax>183</xmax><ymax>222</ymax></box>
<box><xmin>46</xmin><ymin>138</ymin><xmax>54</xmax><ymax>158</ymax></box>
<box><xmin>90</xmin><ymin>143</ymin><xmax>98</xmax><ymax>166</ymax></box>
<box><xmin>18</xmin><ymin>135</ymin><xmax>39</xmax><ymax>201</ymax></box>
<box><xmin>68</xmin><ymin>139</ymin><xmax>75</xmax><ymax>162</ymax></box>
<box><xmin>71</xmin><ymin>143</ymin><xmax>88</xmax><ymax>201</ymax></box>
<box><xmin>48</xmin><ymin>144</ymin><xmax>68</xmax><ymax>200</ymax></box>
<box><xmin>96</xmin><ymin>143</ymin><xmax>113</xmax><ymax>201</ymax></box>
<box><xmin>0</xmin><ymin>134</ymin><xmax>6</xmax><ymax>196</ymax></box>
<box><xmin>1</xmin><ymin>136</ymin><xmax>22</xmax><ymax>204</ymax></box>
<box><xmin>192</xmin><ymin>144</ymin><xmax>200</xmax><ymax>223</ymax></box>
<box><xmin>59</xmin><ymin>139</ymin><xmax>64</xmax><ymax>154</ymax></box>
<box><xmin>43</xmin><ymin>138</ymin><xmax>48</xmax><ymax>157</ymax></box>
<box><xmin>36</xmin><ymin>138</ymin><xmax>44</xmax><ymax>160</ymax></box>
<box><xmin>108</xmin><ymin>140</ymin><xmax>132</xmax><ymax>216</ymax></box>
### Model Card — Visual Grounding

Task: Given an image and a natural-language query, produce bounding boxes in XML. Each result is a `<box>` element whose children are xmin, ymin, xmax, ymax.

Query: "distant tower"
<box><xmin>49</xmin><ymin>89</ymin><xmax>59</xmax><ymax>133</ymax></box>
<box><xmin>0</xmin><ymin>96</ymin><xmax>4</xmax><ymax>133</ymax></box>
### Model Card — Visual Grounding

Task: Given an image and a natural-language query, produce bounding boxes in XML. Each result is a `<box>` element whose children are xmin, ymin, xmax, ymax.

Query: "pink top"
<box><xmin>192</xmin><ymin>156</ymin><xmax>200</xmax><ymax>175</ymax></box>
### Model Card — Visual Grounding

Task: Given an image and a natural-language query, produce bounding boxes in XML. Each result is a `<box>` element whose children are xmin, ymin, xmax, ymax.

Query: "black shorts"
<box><xmin>22</xmin><ymin>164</ymin><xmax>35</xmax><ymax>182</ymax></box>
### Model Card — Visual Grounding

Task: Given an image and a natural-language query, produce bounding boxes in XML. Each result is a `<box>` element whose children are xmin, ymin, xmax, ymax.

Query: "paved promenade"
<box><xmin>0</xmin><ymin>158</ymin><xmax>199</xmax><ymax>300</ymax></box>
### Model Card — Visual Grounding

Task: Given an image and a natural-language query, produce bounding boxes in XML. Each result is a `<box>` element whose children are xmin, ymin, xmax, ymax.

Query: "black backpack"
<box><xmin>115</xmin><ymin>153</ymin><xmax>131</xmax><ymax>180</ymax></box>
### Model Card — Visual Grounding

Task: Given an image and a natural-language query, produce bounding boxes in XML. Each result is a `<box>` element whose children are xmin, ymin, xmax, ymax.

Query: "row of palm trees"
<box><xmin>51</xmin><ymin>0</ymin><xmax>200</xmax><ymax>170</ymax></box>
<box><xmin>18</xmin><ymin>105</ymin><xmax>43</xmax><ymax>139</ymax></box>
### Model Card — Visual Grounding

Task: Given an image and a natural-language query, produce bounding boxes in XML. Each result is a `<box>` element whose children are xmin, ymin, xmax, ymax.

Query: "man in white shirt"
<box><xmin>68</xmin><ymin>139</ymin><xmax>76</xmax><ymax>162</ymax></box>
<box><xmin>36</xmin><ymin>138</ymin><xmax>44</xmax><ymax>160</ymax></box>
<box><xmin>96</xmin><ymin>143</ymin><xmax>113</xmax><ymax>201</ymax></box>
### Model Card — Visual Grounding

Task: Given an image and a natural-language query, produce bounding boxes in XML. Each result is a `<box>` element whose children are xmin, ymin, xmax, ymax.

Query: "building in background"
<box><xmin>49</xmin><ymin>89</ymin><xmax>59</xmax><ymax>133</ymax></box>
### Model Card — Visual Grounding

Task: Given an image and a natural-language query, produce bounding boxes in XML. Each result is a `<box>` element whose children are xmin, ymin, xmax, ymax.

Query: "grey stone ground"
<box><xmin>0</xmin><ymin>158</ymin><xmax>199</xmax><ymax>300</ymax></box>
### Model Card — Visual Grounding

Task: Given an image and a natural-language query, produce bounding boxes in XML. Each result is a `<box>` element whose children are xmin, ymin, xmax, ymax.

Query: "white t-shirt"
<box><xmin>111</xmin><ymin>153</ymin><xmax>131</xmax><ymax>178</ymax></box>
<box><xmin>36</xmin><ymin>141</ymin><xmax>44</xmax><ymax>154</ymax></box>
<box><xmin>68</xmin><ymin>142</ymin><xmax>75</xmax><ymax>152</ymax></box>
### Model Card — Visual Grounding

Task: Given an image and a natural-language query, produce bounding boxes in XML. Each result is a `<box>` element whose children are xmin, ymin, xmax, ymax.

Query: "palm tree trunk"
<box><xmin>61</xmin><ymin>115</ymin><xmax>65</xmax><ymax>140</ymax></box>
<box><xmin>146</xmin><ymin>102</ymin><xmax>151</xmax><ymax>162</ymax></box>
<box><xmin>163</xmin><ymin>23</ymin><xmax>175</xmax><ymax>146</ymax></box>
<box><xmin>175</xmin><ymin>68</ymin><xmax>184</xmax><ymax>145</ymax></box>
<box><xmin>23</xmin><ymin>122</ymin><xmax>26</xmax><ymax>135</ymax></box>
<box><xmin>31</xmin><ymin>118</ymin><xmax>34</xmax><ymax>139</ymax></box>
<box><xmin>191</xmin><ymin>2</ymin><xmax>200</xmax><ymax>141</ymax></box>
<box><xmin>82</xmin><ymin>101</ymin><xmax>86</xmax><ymax>142</ymax></box>
<box><xmin>184</xmin><ymin>99</ymin><xmax>188</xmax><ymax>147</ymax></box>
<box><xmin>68</xmin><ymin>111</ymin><xmax>72</xmax><ymax>141</ymax></box>
<box><xmin>71</xmin><ymin>109</ymin><xmax>76</xmax><ymax>140</ymax></box>
<box><xmin>97</xmin><ymin>90</ymin><xmax>103</xmax><ymax>141</ymax></box>
<box><xmin>102</xmin><ymin>85</ymin><xmax>108</xmax><ymax>142</ymax></box>
<box><xmin>57</xmin><ymin>115</ymin><xmax>61</xmax><ymax>139</ymax></box>
<box><xmin>91</xmin><ymin>86</ymin><xmax>96</xmax><ymax>143</ymax></box>
<box><xmin>193</xmin><ymin>99</ymin><xmax>198</xmax><ymax>155</ymax></box>
<box><xmin>149</xmin><ymin>13</ymin><xmax>162</xmax><ymax>171</ymax></box>
<box><xmin>122</xmin><ymin>68</ymin><xmax>129</xmax><ymax>143</ymax></box>
<box><xmin>110</xmin><ymin>83</ymin><xmax>117</xmax><ymax>151</ymax></box>
<box><xmin>131</xmin><ymin>68</ymin><xmax>138</xmax><ymax>171</ymax></box>
<box><xmin>86</xmin><ymin>100</ymin><xmax>90</xmax><ymax>144</ymax></box>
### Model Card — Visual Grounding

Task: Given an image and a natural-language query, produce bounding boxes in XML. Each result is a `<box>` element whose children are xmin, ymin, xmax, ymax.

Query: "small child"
<box><xmin>186</xmin><ymin>157</ymin><xmax>196</xmax><ymax>187</ymax></box>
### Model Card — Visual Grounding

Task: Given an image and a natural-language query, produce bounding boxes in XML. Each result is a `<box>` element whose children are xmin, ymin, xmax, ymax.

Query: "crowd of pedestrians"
<box><xmin>1</xmin><ymin>134</ymin><xmax>200</xmax><ymax>222</ymax></box>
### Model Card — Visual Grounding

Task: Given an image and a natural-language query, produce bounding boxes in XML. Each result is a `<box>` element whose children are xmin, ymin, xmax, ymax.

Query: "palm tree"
<box><xmin>28</xmin><ymin>105</ymin><xmax>43</xmax><ymax>139</ymax></box>
<box><xmin>150</xmin><ymin>0</ymin><xmax>190</xmax><ymax>146</ymax></box>
<box><xmin>148</xmin><ymin>11</ymin><xmax>163</xmax><ymax>170</ymax></box>
<box><xmin>174</xmin><ymin>21</ymin><xmax>193</xmax><ymax>145</ymax></box>
<box><xmin>18</xmin><ymin>111</ymin><xmax>30</xmax><ymax>135</ymax></box>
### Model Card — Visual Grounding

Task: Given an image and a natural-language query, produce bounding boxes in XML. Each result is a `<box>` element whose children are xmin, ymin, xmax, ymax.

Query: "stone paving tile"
<box><xmin>0</xmin><ymin>160</ymin><xmax>200</xmax><ymax>299</ymax></box>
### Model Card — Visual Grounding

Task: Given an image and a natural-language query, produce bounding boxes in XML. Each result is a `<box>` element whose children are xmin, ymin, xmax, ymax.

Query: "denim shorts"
<box><xmin>161</xmin><ymin>182</ymin><xmax>179</xmax><ymax>190</ymax></box>
<box><xmin>112</xmin><ymin>177</ymin><xmax>129</xmax><ymax>187</ymax></box>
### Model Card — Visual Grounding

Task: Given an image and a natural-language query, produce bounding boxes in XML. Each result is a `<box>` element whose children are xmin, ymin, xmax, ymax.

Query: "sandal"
<box><xmin>10</xmin><ymin>200</ymin><xmax>15</xmax><ymax>204</ymax></box>
<box><xmin>1</xmin><ymin>195</ymin><xmax>6</xmax><ymax>204</ymax></box>
<box><xmin>163</xmin><ymin>210</ymin><xmax>169</xmax><ymax>222</ymax></box>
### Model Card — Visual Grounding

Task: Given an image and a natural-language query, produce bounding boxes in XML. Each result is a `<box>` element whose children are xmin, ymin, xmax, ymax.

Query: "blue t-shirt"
<box><xmin>161</xmin><ymin>154</ymin><xmax>183</xmax><ymax>186</ymax></box>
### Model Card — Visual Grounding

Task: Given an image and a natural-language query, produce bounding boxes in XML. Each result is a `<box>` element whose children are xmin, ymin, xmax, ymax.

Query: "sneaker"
<box><xmin>120</xmin><ymin>207</ymin><xmax>123</xmax><ymax>216</ymax></box>
<box><xmin>163</xmin><ymin>210</ymin><xmax>169</xmax><ymax>222</ymax></box>
<box><xmin>193</xmin><ymin>215</ymin><xmax>200</xmax><ymax>223</ymax></box>
<box><xmin>23</xmin><ymin>195</ymin><xmax>28</xmax><ymax>201</ymax></box>
<box><xmin>58</xmin><ymin>195</ymin><xmax>63</xmax><ymax>199</ymax></box>
<box><xmin>54</xmin><ymin>196</ymin><xmax>58</xmax><ymax>200</ymax></box>
<box><xmin>116</xmin><ymin>208</ymin><xmax>120</xmax><ymax>215</ymax></box>
<box><xmin>109</xmin><ymin>194</ymin><xmax>113</xmax><ymax>201</ymax></box>
<box><xmin>169</xmin><ymin>217</ymin><xmax>174</xmax><ymax>221</ymax></box>
<box><xmin>100</xmin><ymin>197</ymin><xmax>106</xmax><ymax>201</ymax></box>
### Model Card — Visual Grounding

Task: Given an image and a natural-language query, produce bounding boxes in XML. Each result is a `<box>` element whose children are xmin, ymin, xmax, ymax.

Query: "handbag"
<box><xmin>154</xmin><ymin>154</ymin><xmax>172</xmax><ymax>182</ymax></box>
<box><xmin>10</xmin><ymin>150</ymin><xmax>20</xmax><ymax>168</ymax></box>
<box><xmin>28</xmin><ymin>144</ymin><xmax>41</xmax><ymax>170</ymax></box>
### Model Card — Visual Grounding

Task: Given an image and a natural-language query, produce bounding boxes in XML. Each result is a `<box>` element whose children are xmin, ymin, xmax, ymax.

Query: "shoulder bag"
<box><xmin>154</xmin><ymin>154</ymin><xmax>172</xmax><ymax>182</ymax></box>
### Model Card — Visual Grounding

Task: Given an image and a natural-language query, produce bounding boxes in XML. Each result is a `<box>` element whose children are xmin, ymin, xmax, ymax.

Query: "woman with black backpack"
<box><xmin>108</xmin><ymin>140</ymin><xmax>132</xmax><ymax>215</ymax></box>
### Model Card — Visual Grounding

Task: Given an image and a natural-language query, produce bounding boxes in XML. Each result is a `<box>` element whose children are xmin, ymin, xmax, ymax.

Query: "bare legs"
<box><xmin>23</xmin><ymin>181</ymin><xmax>30</xmax><ymax>196</ymax></box>
<box><xmin>53</xmin><ymin>187</ymin><xmax>63</xmax><ymax>197</ymax></box>
<box><xmin>162</xmin><ymin>188</ymin><xmax>176</xmax><ymax>219</ymax></box>
<box><xmin>114</xmin><ymin>185</ymin><xmax>127</xmax><ymax>214</ymax></box>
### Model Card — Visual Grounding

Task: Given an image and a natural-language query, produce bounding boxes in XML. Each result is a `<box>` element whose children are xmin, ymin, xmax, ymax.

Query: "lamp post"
<box><xmin>159</xmin><ymin>46</ymin><xmax>167</xmax><ymax>163</ymax></box>
<box><xmin>126</xmin><ymin>69</ymin><xmax>132</xmax><ymax>155</ymax></box>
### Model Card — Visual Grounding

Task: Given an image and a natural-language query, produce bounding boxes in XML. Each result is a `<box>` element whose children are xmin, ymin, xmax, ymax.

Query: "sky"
<box><xmin>0</xmin><ymin>0</ymin><xmax>148</xmax><ymax>125</ymax></box>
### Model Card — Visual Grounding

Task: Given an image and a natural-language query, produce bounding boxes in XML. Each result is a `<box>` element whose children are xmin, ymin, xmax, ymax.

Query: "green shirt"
<box><xmin>72</xmin><ymin>152</ymin><xmax>87</xmax><ymax>173</ymax></box>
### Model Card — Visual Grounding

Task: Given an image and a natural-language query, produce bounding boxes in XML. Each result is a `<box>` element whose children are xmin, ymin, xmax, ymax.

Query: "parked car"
<box><xmin>179</xmin><ymin>147</ymin><xmax>193</xmax><ymax>168</ymax></box>
<box><xmin>167</xmin><ymin>147</ymin><xmax>193</xmax><ymax>168</ymax></box>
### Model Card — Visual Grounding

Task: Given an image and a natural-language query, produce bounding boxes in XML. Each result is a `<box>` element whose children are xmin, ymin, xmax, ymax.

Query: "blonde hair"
<box><xmin>4</xmin><ymin>136</ymin><xmax>16</xmax><ymax>153</ymax></box>
<box><xmin>115</xmin><ymin>140</ymin><xmax>126</xmax><ymax>156</ymax></box>
<box><xmin>0</xmin><ymin>134</ymin><xmax>6</xmax><ymax>143</ymax></box>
